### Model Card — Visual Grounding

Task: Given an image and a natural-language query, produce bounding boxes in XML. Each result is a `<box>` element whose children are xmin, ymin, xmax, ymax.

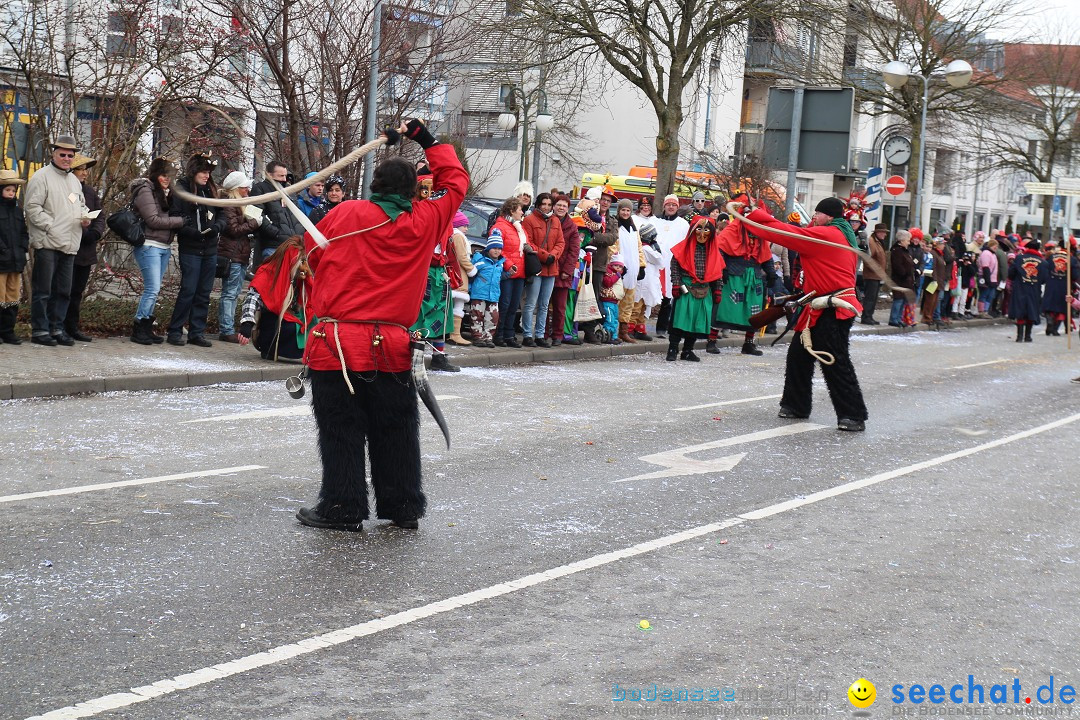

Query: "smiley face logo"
<box><xmin>848</xmin><ymin>678</ymin><xmax>876</xmax><ymax>709</ymax></box>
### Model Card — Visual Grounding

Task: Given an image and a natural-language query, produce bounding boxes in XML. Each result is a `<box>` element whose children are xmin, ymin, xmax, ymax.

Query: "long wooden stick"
<box><xmin>726</xmin><ymin>202</ymin><xmax>916</xmax><ymax>302</ymax></box>
<box><xmin>1068</xmin><ymin>238</ymin><xmax>1073</xmax><ymax>350</ymax></box>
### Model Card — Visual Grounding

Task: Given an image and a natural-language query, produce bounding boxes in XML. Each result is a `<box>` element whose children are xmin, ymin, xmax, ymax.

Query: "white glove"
<box><xmin>997</xmin><ymin>281</ymin><xmax>1006</xmax><ymax>291</ymax></box>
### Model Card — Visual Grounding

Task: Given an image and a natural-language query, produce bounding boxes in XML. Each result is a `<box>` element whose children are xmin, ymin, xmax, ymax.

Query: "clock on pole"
<box><xmin>884</xmin><ymin>136</ymin><xmax>912</xmax><ymax>166</ymax></box>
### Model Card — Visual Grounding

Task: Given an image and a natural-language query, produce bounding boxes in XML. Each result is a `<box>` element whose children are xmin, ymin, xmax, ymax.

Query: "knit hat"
<box><xmin>222</xmin><ymin>171</ymin><xmax>252</xmax><ymax>191</ymax></box>
<box><xmin>638</xmin><ymin>195</ymin><xmax>652</xmax><ymax>207</ymax></box>
<box><xmin>692</xmin><ymin>191</ymin><xmax>706</xmax><ymax>202</ymax></box>
<box><xmin>52</xmin><ymin>135</ymin><xmax>77</xmax><ymax>150</ymax></box>
<box><xmin>663</xmin><ymin>194</ymin><xmax>679</xmax><ymax>205</ymax></box>
<box><xmin>452</xmin><ymin>211</ymin><xmax>470</xmax><ymax>228</ymax></box>
<box><xmin>485</xmin><ymin>236</ymin><xmax>503</xmax><ymax>251</ymax></box>
<box><xmin>325</xmin><ymin>174</ymin><xmax>345</xmax><ymax>190</ymax></box>
<box><xmin>814</xmin><ymin>197</ymin><xmax>845</xmax><ymax>218</ymax></box>
<box><xmin>70</xmin><ymin>154</ymin><xmax>97</xmax><ymax>170</ymax></box>
<box><xmin>617</xmin><ymin>198</ymin><xmax>633</xmax><ymax>211</ymax></box>
<box><xmin>0</xmin><ymin>169</ymin><xmax>25</xmax><ymax>186</ymax></box>
<box><xmin>638</xmin><ymin>222</ymin><xmax>657</xmax><ymax>245</ymax></box>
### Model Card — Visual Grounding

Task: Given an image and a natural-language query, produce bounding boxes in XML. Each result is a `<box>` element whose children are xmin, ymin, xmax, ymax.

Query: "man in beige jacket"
<box><xmin>23</xmin><ymin>135</ymin><xmax>88</xmax><ymax>346</ymax></box>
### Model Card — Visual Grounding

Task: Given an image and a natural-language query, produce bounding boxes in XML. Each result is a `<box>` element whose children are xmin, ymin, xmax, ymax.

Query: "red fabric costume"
<box><xmin>715</xmin><ymin>214</ymin><xmax>773</xmax><ymax>263</ymax></box>
<box><xmin>744</xmin><ymin>207</ymin><xmax>862</xmax><ymax>330</ymax></box>
<box><xmin>302</xmin><ymin>144</ymin><xmax>469</xmax><ymax>373</ymax></box>
<box><xmin>670</xmin><ymin>217</ymin><xmax>725</xmax><ymax>283</ymax></box>
<box><xmin>250</xmin><ymin>244</ymin><xmax>314</xmax><ymax>330</ymax></box>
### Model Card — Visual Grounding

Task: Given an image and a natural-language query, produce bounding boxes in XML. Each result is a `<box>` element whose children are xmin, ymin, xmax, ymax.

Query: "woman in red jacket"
<box><xmin>492</xmin><ymin>197</ymin><xmax>527</xmax><ymax>347</ymax></box>
<box><xmin>548</xmin><ymin>194</ymin><xmax>582</xmax><ymax>345</ymax></box>
<box><xmin>519</xmin><ymin>192</ymin><xmax>565</xmax><ymax>347</ymax></box>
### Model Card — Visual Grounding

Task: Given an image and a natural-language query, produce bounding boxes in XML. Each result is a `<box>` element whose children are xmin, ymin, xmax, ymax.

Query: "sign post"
<box><xmin>885</xmin><ymin>175</ymin><xmax>906</xmax><ymax>245</ymax></box>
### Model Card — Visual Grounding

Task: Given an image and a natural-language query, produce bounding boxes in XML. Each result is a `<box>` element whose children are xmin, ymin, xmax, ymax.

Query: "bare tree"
<box><xmin>810</xmin><ymin>0</ymin><xmax>1029</xmax><ymax>220</ymax></box>
<box><xmin>509</xmin><ymin>0</ymin><xmax>801</xmax><ymax>203</ymax></box>
<box><xmin>983</xmin><ymin>37</ymin><xmax>1080</xmax><ymax>236</ymax></box>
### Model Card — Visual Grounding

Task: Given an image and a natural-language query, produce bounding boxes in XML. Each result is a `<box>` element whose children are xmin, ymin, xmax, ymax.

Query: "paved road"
<box><xmin>2</xmin><ymin>324</ymin><xmax>1078</xmax><ymax>719</ymax></box>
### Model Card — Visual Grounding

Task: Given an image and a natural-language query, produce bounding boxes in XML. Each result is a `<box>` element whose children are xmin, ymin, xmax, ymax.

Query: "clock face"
<box><xmin>884</xmin><ymin>136</ymin><xmax>912</xmax><ymax>166</ymax></box>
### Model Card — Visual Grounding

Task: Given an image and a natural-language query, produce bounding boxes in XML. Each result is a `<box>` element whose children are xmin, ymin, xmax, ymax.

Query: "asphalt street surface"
<box><xmin>2</xmin><ymin>323</ymin><xmax>1079</xmax><ymax>719</ymax></box>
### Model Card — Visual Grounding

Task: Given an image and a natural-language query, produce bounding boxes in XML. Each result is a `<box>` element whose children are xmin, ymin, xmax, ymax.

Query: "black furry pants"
<box><xmin>309</xmin><ymin>369</ymin><xmax>426</xmax><ymax>522</ymax></box>
<box><xmin>781</xmin><ymin>310</ymin><xmax>868</xmax><ymax>421</ymax></box>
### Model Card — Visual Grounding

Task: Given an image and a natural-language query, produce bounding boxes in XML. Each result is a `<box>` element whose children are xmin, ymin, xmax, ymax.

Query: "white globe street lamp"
<box><xmin>534</xmin><ymin>112</ymin><xmax>555</xmax><ymax>132</ymax></box>
<box><xmin>880</xmin><ymin>58</ymin><xmax>973</xmax><ymax>228</ymax></box>
<box><xmin>496</xmin><ymin>112</ymin><xmax>517</xmax><ymax>131</ymax></box>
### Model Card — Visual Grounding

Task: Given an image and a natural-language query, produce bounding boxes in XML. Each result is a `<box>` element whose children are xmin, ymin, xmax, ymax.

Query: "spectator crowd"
<box><xmin>2</xmin><ymin>134</ymin><xmax>1078</xmax><ymax>367</ymax></box>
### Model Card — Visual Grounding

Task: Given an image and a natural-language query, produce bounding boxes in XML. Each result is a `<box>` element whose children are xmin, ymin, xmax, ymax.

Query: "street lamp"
<box><xmin>881</xmin><ymin>58</ymin><xmax>973</xmax><ymax>228</ymax></box>
<box><xmin>498</xmin><ymin>84</ymin><xmax>554</xmax><ymax>188</ymax></box>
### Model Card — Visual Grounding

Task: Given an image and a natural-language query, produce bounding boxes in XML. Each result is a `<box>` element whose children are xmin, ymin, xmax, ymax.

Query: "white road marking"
<box><xmin>181</xmin><ymin>397</ymin><xmax>462</xmax><ymax>424</ymax></box>
<box><xmin>949</xmin><ymin>358</ymin><xmax>1007</xmax><ymax>370</ymax></box>
<box><xmin>611</xmin><ymin>423</ymin><xmax>825</xmax><ymax>483</ymax></box>
<box><xmin>26</xmin><ymin>412</ymin><xmax>1080</xmax><ymax>720</ymax></box>
<box><xmin>672</xmin><ymin>394</ymin><xmax>782</xmax><ymax>412</ymax></box>
<box><xmin>0</xmin><ymin>466</ymin><xmax>266</xmax><ymax>505</ymax></box>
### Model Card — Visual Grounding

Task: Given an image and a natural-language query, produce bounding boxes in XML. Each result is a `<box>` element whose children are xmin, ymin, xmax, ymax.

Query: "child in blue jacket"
<box><xmin>468</xmin><ymin>237</ymin><xmax>504</xmax><ymax>347</ymax></box>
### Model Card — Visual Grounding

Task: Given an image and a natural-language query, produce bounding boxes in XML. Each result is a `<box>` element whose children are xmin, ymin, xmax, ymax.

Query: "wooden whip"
<box><xmin>725</xmin><ymin>202</ymin><xmax>917</xmax><ymax>302</ymax></box>
<box><xmin>172</xmin><ymin>137</ymin><xmax>389</xmax><ymax>208</ymax></box>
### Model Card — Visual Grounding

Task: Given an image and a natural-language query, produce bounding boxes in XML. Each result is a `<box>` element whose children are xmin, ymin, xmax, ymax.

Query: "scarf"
<box><xmin>670</xmin><ymin>219</ymin><xmax>724</xmax><ymax>284</ymax></box>
<box><xmin>827</xmin><ymin>217</ymin><xmax>858</xmax><ymax>249</ymax></box>
<box><xmin>617</xmin><ymin>215</ymin><xmax>636</xmax><ymax>232</ymax></box>
<box><xmin>370</xmin><ymin>193</ymin><xmax>413</xmax><ymax>221</ymax></box>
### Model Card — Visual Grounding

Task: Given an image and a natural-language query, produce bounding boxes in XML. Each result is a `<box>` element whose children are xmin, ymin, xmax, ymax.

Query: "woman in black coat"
<box><xmin>0</xmin><ymin>171</ymin><xmax>30</xmax><ymax>344</ymax></box>
<box><xmin>888</xmin><ymin>229</ymin><xmax>916</xmax><ymax>327</ymax></box>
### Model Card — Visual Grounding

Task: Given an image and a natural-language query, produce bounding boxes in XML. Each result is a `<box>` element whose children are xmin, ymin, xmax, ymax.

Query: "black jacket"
<box><xmin>251</xmin><ymin>179</ymin><xmax>303</xmax><ymax>251</ymax></box>
<box><xmin>171</xmin><ymin>177</ymin><xmax>227</xmax><ymax>257</ymax></box>
<box><xmin>0</xmin><ymin>196</ymin><xmax>30</xmax><ymax>273</ymax></box>
<box><xmin>75</xmin><ymin>182</ymin><xmax>106</xmax><ymax>267</ymax></box>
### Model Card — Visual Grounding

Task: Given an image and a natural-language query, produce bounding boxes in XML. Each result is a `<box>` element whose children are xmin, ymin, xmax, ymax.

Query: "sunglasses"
<box><xmin>56</xmin><ymin>152</ymin><xmax>74</xmax><ymax>158</ymax></box>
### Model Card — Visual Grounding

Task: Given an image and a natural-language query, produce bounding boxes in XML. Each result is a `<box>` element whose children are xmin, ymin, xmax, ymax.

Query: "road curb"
<box><xmin>4</xmin><ymin>318</ymin><xmax>1007</xmax><ymax>400</ymax></box>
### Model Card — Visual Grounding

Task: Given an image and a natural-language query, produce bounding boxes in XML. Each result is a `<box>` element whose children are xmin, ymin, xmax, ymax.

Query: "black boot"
<box><xmin>666</xmin><ymin>337</ymin><xmax>679</xmax><ymax>361</ymax></box>
<box><xmin>1024</xmin><ymin>322</ymin><xmax>1033</xmax><ymax>342</ymax></box>
<box><xmin>705</xmin><ymin>339</ymin><xmax>720</xmax><ymax>354</ymax></box>
<box><xmin>0</xmin><ymin>305</ymin><xmax>21</xmax><ymax>344</ymax></box>
<box><xmin>741</xmin><ymin>341</ymin><xmax>763</xmax><ymax>356</ymax></box>
<box><xmin>147</xmin><ymin>316</ymin><xmax>165</xmax><ymax>344</ymax></box>
<box><xmin>131</xmin><ymin>318</ymin><xmax>154</xmax><ymax>346</ymax></box>
<box><xmin>430</xmin><ymin>352</ymin><xmax>461</xmax><ymax>372</ymax></box>
<box><xmin>1015</xmin><ymin>324</ymin><xmax>1024</xmax><ymax>343</ymax></box>
<box><xmin>680</xmin><ymin>338</ymin><xmax>700</xmax><ymax>362</ymax></box>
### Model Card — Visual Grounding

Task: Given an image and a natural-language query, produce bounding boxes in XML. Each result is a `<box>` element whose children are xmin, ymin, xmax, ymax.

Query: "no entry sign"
<box><xmin>885</xmin><ymin>175</ymin><xmax>907</xmax><ymax>196</ymax></box>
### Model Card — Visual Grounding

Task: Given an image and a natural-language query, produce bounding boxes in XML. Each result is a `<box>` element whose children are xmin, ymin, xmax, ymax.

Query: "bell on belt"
<box><xmin>286</xmin><ymin>367</ymin><xmax>308</xmax><ymax>399</ymax></box>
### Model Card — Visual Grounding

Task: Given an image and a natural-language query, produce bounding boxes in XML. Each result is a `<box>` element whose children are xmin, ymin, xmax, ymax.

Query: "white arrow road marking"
<box><xmin>672</xmin><ymin>394</ymin><xmax>782</xmax><ymax>412</ymax></box>
<box><xmin>182</xmin><ymin>397</ymin><xmax>461</xmax><ymax>424</ymax></box>
<box><xmin>23</xmin><ymin>412</ymin><xmax>1080</xmax><ymax>720</ymax></box>
<box><xmin>0</xmin><ymin>466</ymin><xmax>266</xmax><ymax>504</ymax></box>
<box><xmin>611</xmin><ymin>423</ymin><xmax>826</xmax><ymax>483</ymax></box>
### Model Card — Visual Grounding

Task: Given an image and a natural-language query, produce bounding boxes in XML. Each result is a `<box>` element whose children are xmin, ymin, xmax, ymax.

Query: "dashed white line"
<box><xmin>672</xmin><ymin>394</ymin><xmax>782</xmax><ymax>412</ymax></box>
<box><xmin>0</xmin><ymin>466</ymin><xmax>266</xmax><ymax>504</ymax></box>
<box><xmin>25</xmin><ymin>411</ymin><xmax>1080</xmax><ymax>720</ymax></box>
<box><xmin>182</xmin><ymin>397</ymin><xmax>462</xmax><ymax>423</ymax></box>
<box><xmin>949</xmin><ymin>358</ymin><xmax>1007</xmax><ymax>370</ymax></box>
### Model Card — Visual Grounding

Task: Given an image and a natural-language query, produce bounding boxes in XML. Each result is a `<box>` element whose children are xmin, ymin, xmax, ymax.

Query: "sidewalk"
<box><xmin>0</xmin><ymin>318</ymin><xmax>1005</xmax><ymax>400</ymax></box>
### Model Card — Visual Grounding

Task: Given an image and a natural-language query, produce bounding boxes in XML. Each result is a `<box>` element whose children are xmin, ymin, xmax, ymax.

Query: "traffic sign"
<box><xmin>884</xmin><ymin>175</ymin><xmax>906</xmax><ymax>196</ymax></box>
<box><xmin>1024</xmin><ymin>181</ymin><xmax>1057</xmax><ymax>195</ymax></box>
<box><xmin>1058</xmin><ymin>178</ymin><xmax>1080</xmax><ymax>197</ymax></box>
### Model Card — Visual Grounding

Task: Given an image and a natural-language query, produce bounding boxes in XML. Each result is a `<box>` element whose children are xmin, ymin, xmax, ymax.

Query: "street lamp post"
<box><xmin>881</xmin><ymin>59</ymin><xmax>973</xmax><ymax>229</ymax></box>
<box><xmin>497</xmin><ymin>85</ymin><xmax>554</xmax><ymax>186</ymax></box>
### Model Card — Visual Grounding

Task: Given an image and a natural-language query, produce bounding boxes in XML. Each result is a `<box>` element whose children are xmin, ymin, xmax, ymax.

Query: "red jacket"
<box><xmin>491</xmin><ymin>216</ymin><xmax>525</xmax><ymax>279</ymax></box>
<box><xmin>554</xmin><ymin>213</ymin><xmax>581</xmax><ymax>289</ymax></box>
<box><xmin>521</xmin><ymin>211</ymin><xmax>565</xmax><ymax>278</ymax></box>
<box><xmin>302</xmin><ymin>143</ymin><xmax>468</xmax><ymax>372</ymax></box>
<box><xmin>744</xmin><ymin>208</ymin><xmax>862</xmax><ymax>330</ymax></box>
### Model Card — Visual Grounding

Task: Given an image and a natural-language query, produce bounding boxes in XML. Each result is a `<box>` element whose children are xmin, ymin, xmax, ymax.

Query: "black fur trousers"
<box><xmin>781</xmin><ymin>310</ymin><xmax>868</xmax><ymax>421</ymax></box>
<box><xmin>309</xmin><ymin>369</ymin><xmax>426</xmax><ymax>522</ymax></box>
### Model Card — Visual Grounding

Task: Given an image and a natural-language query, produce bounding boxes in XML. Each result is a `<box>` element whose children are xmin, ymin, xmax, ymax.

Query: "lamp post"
<box><xmin>881</xmin><ymin>59</ymin><xmax>973</xmax><ymax>229</ymax></box>
<box><xmin>497</xmin><ymin>85</ymin><xmax>554</xmax><ymax>187</ymax></box>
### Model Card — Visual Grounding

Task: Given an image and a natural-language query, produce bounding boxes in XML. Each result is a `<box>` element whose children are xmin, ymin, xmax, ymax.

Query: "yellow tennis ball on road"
<box><xmin>848</xmin><ymin>678</ymin><xmax>876</xmax><ymax>708</ymax></box>
<box><xmin>638</xmin><ymin>619</ymin><xmax>651</xmax><ymax>630</ymax></box>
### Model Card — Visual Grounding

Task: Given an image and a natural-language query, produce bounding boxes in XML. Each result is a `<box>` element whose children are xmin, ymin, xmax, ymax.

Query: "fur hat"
<box><xmin>186</xmin><ymin>154</ymin><xmax>217</xmax><ymax>176</ymax></box>
<box><xmin>511</xmin><ymin>180</ymin><xmax>534</xmax><ymax>198</ymax></box>
<box><xmin>814</xmin><ymin>197</ymin><xmax>845</xmax><ymax>219</ymax></box>
<box><xmin>222</xmin><ymin>171</ymin><xmax>252</xmax><ymax>191</ymax></box>
<box><xmin>147</xmin><ymin>157</ymin><xmax>177</xmax><ymax>180</ymax></box>
<box><xmin>909</xmin><ymin>227</ymin><xmax>925</xmax><ymax>242</ymax></box>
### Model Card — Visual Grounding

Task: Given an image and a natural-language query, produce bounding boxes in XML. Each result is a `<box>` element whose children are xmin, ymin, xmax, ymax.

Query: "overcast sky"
<box><xmin>988</xmin><ymin>2</ymin><xmax>1080</xmax><ymax>43</ymax></box>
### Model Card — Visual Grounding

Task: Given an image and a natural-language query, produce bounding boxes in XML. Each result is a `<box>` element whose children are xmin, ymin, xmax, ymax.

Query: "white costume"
<box><xmin>650</xmin><ymin>215</ymin><xmax>690</xmax><ymax>297</ymax></box>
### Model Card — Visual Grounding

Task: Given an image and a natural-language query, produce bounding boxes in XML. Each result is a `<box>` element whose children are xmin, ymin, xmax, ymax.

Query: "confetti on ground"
<box><xmin>717</xmin><ymin>539</ymin><xmax>729</xmax><ymax>545</ymax></box>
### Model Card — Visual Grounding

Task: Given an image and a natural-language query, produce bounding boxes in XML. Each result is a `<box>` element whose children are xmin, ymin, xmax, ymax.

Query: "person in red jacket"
<box><xmin>520</xmin><ymin>192</ymin><xmax>565</xmax><ymax>347</ymax></box>
<box><xmin>295</xmin><ymin>118</ymin><xmax>469</xmax><ymax>532</ymax></box>
<box><xmin>491</xmin><ymin>197</ymin><xmax>527</xmax><ymax>347</ymax></box>
<box><xmin>737</xmin><ymin>196</ymin><xmax>868</xmax><ymax>432</ymax></box>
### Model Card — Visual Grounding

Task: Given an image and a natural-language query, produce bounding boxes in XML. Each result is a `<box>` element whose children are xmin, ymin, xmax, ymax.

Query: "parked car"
<box><xmin>458</xmin><ymin>196</ymin><xmax>503</xmax><ymax>248</ymax></box>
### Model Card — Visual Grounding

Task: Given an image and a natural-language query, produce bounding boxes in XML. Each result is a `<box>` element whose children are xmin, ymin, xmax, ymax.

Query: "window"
<box><xmin>933</xmin><ymin>150</ymin><xmax>955</xmax><ymax>195</ymax></box>
<box><xmin>107</xmin><ymin>10</ymin><xmax>137</xmax><ymax>57</ymax></box>
<box><xmin>796</xmin><ymin>178</ymin><xmax>811</xmax><ymax>206</ymax></box>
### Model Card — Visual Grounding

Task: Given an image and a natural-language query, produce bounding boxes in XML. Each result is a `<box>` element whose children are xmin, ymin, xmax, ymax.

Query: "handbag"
<box><xmin>106</xmin><ymin>192</ymin><xmax>145</xmax><ymax>247</ymax></box>
<box><xmin>215</xmin><ymin>255</ymin><xmax>231</xmax><ymax>279</ymax></box>
<box><xmin>522</xmin><ymin>246</ymin><xmax>542</xmax><ymax>277</ymax></box>
<box><xmin>574</xmin><ymin>279</ymin><xmax>602</xmax><ymax>322</ymax></box>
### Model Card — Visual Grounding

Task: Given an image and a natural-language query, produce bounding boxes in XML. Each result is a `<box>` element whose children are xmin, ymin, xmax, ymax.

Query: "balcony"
<box><xmin>744</xmin><ymin>40</ymin><xmax>805</xmax><ymax>78</ymax></box>
<box><xmin>842</xmin><ymin>66</ymin><xmax>885</xmax><ymax>94</ymax></box>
